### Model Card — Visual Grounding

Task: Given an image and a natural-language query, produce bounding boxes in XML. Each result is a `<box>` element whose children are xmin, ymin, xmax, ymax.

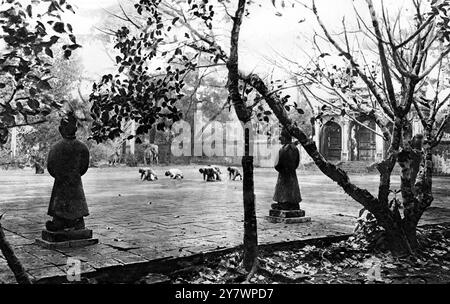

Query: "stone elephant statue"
<box><xmin>143</xmin><ymin>144</ymin><xmax>158</xmax><ymax>165</ymax></box>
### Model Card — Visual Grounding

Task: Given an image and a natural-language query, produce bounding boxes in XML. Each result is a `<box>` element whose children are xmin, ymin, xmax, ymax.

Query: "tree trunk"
<box><xmin>402</xmin><ymin>221</ymin><xmax>418</xmax><ymax>250</ymax></box>
<box><xmin>383</xmin><ymin>220</ymin><xmax>417</xmax><ymax>255</ymax></box>
<box><xmin>242</xmin><ymin>128</ymin><xmax>257</xmax><ymax>271</ymax></box>
<box><xmin>225</xmin><ymin>0</ymin><xmax>258</xmax><ymax>271</ymax></box>
<box><xmin>0</xmin><ymin>218</ymin><xmax>31</xmax><ymax>284</ymax></box>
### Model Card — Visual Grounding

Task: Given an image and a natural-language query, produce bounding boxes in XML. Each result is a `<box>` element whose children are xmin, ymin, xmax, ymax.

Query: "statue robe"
<box><xmin>47</xmin><ymin>138</ymin><xmax>90</xmax><ymax>220</ymax></box>
<box><xmin>273</xmin><ymin>143</ymin><xmax>302</xmax><ymax>204</ymax></box>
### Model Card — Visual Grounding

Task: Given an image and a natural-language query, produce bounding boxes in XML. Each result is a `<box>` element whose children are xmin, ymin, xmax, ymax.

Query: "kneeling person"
<box><xmin>165</xmin><ymin>168</ymin><xmax>183</xmax><ymax>179</ymax></box>
<box><xmin>139</xmin><ymin>168</ymin><xmax>158</xmax><ymax>181</ymax></box>
<box><xmin>227</xmin><ymin>166</ymin><xmax>242</xmax><ymax>180</ymax></box>
<box><xmin>199</xmin><ymin>166</ymin><xmax>221</xmax><ymax>181</ymax></box>
<box><xmin>213</xmin><ymin>166</ymin><xmax>222</xmax><ymax>181</ymax></box>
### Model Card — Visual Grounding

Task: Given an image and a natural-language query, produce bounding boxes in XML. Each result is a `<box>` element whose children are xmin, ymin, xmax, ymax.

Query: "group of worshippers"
<box><xmin>138</xmin><ymin>165</ymin><xmax>243</xmax><ymax>182</ymax></box>
<box><xmin>139</xmin><ymin>126</ymin><xmax>303</xmax><ymax>212</ymax></box>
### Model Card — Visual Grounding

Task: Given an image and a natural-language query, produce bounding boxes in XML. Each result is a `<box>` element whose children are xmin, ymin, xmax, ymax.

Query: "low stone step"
<box><xmin>269</xmin><ymin>209</ymin><xmax>306</xmax><ymax>218</ymax></box>
<box><xmin>35</xmin><ymin>238</ymin><xmax>99</xmax><ymax>249</ymax></box>
<box><xmin>266</xmin><ymin>208</ymin><xmax>311</xmax><ymax>224</ymax></box>
<box><xmin>36</xmin><ymin>229</ymin><xmax>99</xmax><ymax>249</ymax></box>
<box><xmin>42</xmin><ymin>229</ymin><xmax>93</xmax><ymax>242</ymax></box>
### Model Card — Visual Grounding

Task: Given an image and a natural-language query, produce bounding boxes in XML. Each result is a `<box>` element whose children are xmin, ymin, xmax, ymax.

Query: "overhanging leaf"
<box><xmin>53</xmin><ymin>22</ymin><xmax>65</xmax><ymax>33</ymax></box>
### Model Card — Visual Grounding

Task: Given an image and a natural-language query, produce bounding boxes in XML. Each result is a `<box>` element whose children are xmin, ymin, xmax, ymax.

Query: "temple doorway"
<box><xmin>355</xmin><ymin>121</ymin><xmax>376</xmax><ymax>161</ymax></box>
<box><xmin>320</xmin><ymin>121</ymin><xmax>342</xmax><ymax>161</ymax></box>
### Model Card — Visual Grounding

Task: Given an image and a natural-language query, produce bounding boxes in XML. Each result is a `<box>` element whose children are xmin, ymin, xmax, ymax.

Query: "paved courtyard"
<box><xmin>0</xmin><ymin>165</ymin><xmax>449</xmax><ymax>283</ymax></box>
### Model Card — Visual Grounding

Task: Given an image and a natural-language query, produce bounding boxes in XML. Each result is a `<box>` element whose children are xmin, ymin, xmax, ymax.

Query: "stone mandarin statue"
<box><xmin>45</xmin><ymin>112</ymin><xmax>90</xmax><ymax>232</ymax></box>
<box><xmin>272</xmin><ymin>127</ymin><xmax>302</xmax><ymax>211</ymax></box>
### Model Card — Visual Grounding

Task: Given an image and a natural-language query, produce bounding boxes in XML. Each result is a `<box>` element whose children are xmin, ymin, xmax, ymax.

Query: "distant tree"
<box><xmin>0</xmin><ymin>0</ymin><xmax>81</xmax><ymax>145</ymax></box>
<box><xmin>18</xmin><ymin>50</ymin><xmax>85</xmax><ymax>164</ymax></box>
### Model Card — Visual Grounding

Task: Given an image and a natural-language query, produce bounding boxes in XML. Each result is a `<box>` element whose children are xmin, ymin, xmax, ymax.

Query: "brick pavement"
<box><xmin>0</xmin><ymin>166</ymin><xmax>449</xmax><ymax>283</ymax></box>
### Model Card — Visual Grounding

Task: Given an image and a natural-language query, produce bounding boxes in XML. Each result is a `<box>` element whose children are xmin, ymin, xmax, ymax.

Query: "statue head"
<box><xmin>279</xmin><ymin>127</ymin><xmax>292</xmax><ymax>145</ymax></box>
<box><xmin>59</xmin><ymin>112</ymin><xmax>77</xmax><ymax>139</ymax></box>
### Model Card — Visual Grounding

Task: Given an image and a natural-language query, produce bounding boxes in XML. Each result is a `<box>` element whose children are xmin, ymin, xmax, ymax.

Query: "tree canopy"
<box><xmin>0</xmin><ymin>0</ymin><xmax>80</xmax><ymax>144</ymax></box>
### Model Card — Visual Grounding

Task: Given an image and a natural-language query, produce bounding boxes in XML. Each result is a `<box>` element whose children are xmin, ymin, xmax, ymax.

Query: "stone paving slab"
<box><xmin>0</xmin><ymin>166</ymin><xmax>449</xmax><ymax>283</ymax></box>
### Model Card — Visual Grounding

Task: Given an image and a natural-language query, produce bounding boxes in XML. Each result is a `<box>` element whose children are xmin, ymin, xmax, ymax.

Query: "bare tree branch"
<box><xmin>366</xmin><ymin>0</ymin><xmax>399</xmax><ymax>111</ymax></box>
<box><xmin>312</xmin><ymin>0</ymin><xmax>395</xmax><ymax>120</ymax></box>
<box><xmin>418</xmin><ymin>47</ymin><xmax>450</xmax><ymax>80</ymax></box>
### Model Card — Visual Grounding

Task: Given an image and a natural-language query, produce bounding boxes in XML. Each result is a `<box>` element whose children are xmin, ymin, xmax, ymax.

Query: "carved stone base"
<box><xmin>35</xmin><ymin>238</ymin><xmax>99</xmax><ymax>249</ymax></box>
<box><xmin>35</xmin><ymin>229</ymin><xmax>98</xmax><ymax>249</ymax></box>
<box><xmin>269</xmin><ymin>209</ymin><xmax>306</xmax><ymax>218</ymax></box>
<box><xmin>41</xmin><ymin>229</ymin><xmax>92</xmax><ymax>242</ymax></box>
<box><xmin>266</xmin><ymin>209</ymin><xmax>311</xmax><ymax>224</ymax></box>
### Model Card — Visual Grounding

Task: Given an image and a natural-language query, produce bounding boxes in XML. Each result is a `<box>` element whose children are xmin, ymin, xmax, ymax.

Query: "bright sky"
<box><xmin>65</xmin><ymin>0</ymin><xmax>412</xmax><ymax>83</ymax></box>
<box><xmin>58</xmin><ymin>0</ymin><xmax>450</xmax><ymax>123</ymax></box>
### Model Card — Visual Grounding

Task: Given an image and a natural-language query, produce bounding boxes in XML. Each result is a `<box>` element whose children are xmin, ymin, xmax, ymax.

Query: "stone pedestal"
<box><xmin>35</xmin><ymin>229</ymin><xmax>98</xmax><ymax>249</ymax></box>
<box><xmin>265</xmin><ymin>209</ymin><xmax>311</xmax><ymax>224</ymax></box>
